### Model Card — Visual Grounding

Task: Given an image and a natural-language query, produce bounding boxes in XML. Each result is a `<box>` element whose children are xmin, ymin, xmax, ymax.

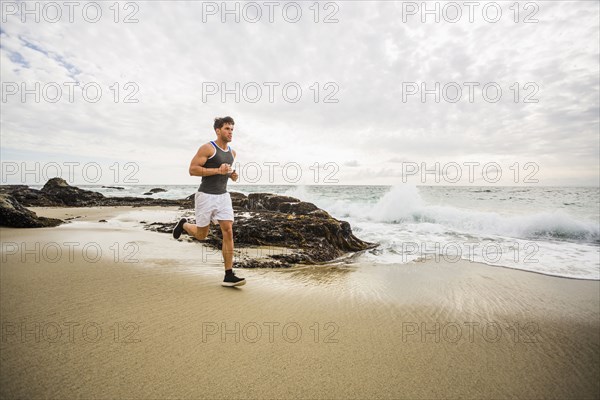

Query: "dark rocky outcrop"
<box><xmin>40</xmin><ymin>177</ymin><xmax>105</xmax><ymax>206</ymax></box>
<box><xmin>102</xmin><ymin>186</ymin><xmax>124</xmax><ymax>190</ymax></box>
<box><xmin>230</xmin><ymin>192</ymin><xmax>248</xmax><ymax>208</ymax></box>
<box><xmin>0</xmin><ymin>178</ymin><xmax>188</xmax><ymax>208</ymax></box>
<box><xmin>0</xmin><ymin>184</ymin><xmax>61</xmax><ymax>207</ymax></box>
<box><xmin>1</xmin><ymin>180</ymin><xmax>377</xmax><ymax>267</ymax></box>
<box><xmin>246</xmin><ymin>193</ymin><xmax>320</xmax><ymax>214</ymax></box>
<box><xmin>147</xmin><ymin>192</ymin><xmax>377</xmax><ymax>268</ymax></box>
<box><xmin>0</xmin><ymin>194</ymin><xmax>63</xmax><ymax>228</ymax></box>
<box><xmin>143</xmin><ymin>188</ymin><xmax>167</xmax><ymax>195</ymax></box>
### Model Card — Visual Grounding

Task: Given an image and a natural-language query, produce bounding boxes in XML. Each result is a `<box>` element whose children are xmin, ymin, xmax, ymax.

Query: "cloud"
<box><xmin>1</xmin><ymin>1</ymin><xmax>598</xmax><ymax>186</ymax></box>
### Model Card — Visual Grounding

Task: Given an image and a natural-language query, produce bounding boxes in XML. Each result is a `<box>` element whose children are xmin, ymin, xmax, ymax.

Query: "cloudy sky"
<box><xmin>1</xmin><ymin>0</ymin><xmax>598</xmax><ymax>186</ymax></box>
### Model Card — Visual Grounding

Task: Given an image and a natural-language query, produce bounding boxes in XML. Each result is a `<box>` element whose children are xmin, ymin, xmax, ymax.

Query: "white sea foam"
<box><xmin>289</xmin><ymin>185</ymin><xmax>599</xmax><ymax>243</ymax></box>
<box><xmin>285</xmin><ymin>185</ymin><xmax>600</xmax><ymax>280</ymax></box>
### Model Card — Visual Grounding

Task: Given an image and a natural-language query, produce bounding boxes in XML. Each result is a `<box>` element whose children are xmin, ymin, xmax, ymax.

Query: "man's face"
<box><xmin>217</xmin><ymin>123</ymin><xmax>234</xmax><ymax>142</ymax></box>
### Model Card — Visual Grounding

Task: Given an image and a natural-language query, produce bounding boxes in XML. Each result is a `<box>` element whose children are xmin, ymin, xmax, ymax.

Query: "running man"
<box><xmin>172</xmin><ymin>116</ymin><xmax>245</xmax><ymax>287</ymax></box>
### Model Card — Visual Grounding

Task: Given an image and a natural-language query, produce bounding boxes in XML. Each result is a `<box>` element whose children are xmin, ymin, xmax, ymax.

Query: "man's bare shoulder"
<box><xmin>197</xmin><ymin>142</ymin><xmax>215</xmax><ymax>155</ymax></box>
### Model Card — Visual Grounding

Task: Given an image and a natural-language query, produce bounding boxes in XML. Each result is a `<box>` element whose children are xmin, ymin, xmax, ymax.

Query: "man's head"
<box><xmin>214</xmin><ymin>116</ymin><xmax>234</xmax><ymax>143</ymax></box>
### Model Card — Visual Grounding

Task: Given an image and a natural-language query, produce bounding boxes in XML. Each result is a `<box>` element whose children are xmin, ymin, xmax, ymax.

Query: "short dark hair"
<box><xmin>214</xmin><ymin>116</ymin><xmax>235</xmax><ymax>131</ymax></box>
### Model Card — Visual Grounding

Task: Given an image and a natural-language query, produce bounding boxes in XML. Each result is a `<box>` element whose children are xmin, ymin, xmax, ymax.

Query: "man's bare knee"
<box><xmin>195</xmin><ymin>232</ymin><xmax>208</xmax><ymax>240</ymax></box>
<box><xmin>219</xmin><ymin>223</ymin><xmax>233</xmax><ymax>240</ymax></box>
<box><xmin>221</xmin><ymin>230</ymin><xmax>233</xmax><ymax>240</ymax></box>
<box><xmin>193</xmin><ymin>226</ymin><xmax>209</xmax><ymax>240</ymax></box>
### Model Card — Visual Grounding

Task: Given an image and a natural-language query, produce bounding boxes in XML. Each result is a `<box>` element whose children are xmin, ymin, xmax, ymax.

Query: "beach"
<box><xmin>2</xmin><ymin>0</ymin><xmax>598</xmax><ymax>396</ymax></box>
<box><xmin>1</xmin><ymin>206</ymin><xmax>598</xmax><ymax>399</ymax></box>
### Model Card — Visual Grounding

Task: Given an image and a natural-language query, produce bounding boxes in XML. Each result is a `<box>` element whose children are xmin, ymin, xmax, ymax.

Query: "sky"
<box><xmin>1</xmin><ymin>0</ymin><xmax>599</xmax><ymax>186</ymax></box>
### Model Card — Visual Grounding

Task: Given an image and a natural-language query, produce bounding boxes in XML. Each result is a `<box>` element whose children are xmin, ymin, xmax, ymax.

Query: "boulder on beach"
<box><xmin>41</xmin><ymin>177</ymin><xmax>105</xmax><ymax>206</ymax></box>
<box><xmin>0</xmin><ymin>178</ymin><xmax>188</xmax><ymax>208</ymax></box>
<box><xmin>146</xmin><ymin>192</ymin><xmax>377</xmax><ymax>268</ymax></box>
<box><xmin>0</xmin><ymin>194</ymin><xmax>63</xmax><ymax>228</ymax></box>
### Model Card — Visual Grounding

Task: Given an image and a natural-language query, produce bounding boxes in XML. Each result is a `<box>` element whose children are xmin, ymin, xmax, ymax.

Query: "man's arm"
<box><xmin>229</xmin><ymin>149</ymin><xmax>238</xmax><ymax>181</ymax></box>
<box><xmin>189</xmin><ymin>143</ymin><xmax>231</xmax><ymax>176</ymax></box>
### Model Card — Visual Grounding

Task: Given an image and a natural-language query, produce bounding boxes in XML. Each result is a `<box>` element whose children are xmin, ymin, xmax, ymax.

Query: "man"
<box><xmin>172</xmin><ymin>116</ymin><xmax>246</xmax><ymax>287</ymax></box>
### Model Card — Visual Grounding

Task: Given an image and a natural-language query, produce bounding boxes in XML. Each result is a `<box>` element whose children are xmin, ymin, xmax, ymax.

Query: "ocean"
<box><xmin>63</xmin><ymin>184</ymin><xmax>600</xmax><ymax>280</ymax></box>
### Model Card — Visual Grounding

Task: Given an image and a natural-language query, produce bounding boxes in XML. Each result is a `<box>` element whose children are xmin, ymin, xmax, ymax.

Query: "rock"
<box><xmin>102</xmin><ymin>186</ymin><xmax>125</xmax><ymax>190</ymax></box>
<box><xmin>236</xmin><ymin>259</ymin><xmax>293</xmax><ymax>268</ymax></box>
<box><xmin>0</xmin><ymin>184</ymin><xmax>63</xmax><ymax>207</ymax></box>
<box><xmin>0</xmin><ymin>179</ymin><xmax>190</xmax><ymax>208</ymax></box>
<box><xmin>179</xmin><ymin>192</ymin><xmax>246</xmax><ymax>209</ymax></box>
<box><xmin>99</xmin><ymin>219</ymin><xmax>107</xmax><ymax>223</ymax></box>
<box><xmin>107</xmin><ymin>196</ymin><xmax>186</xmax><ymax>207</ymax></box>
<box><xmin>149</xmin><ymin>188</ymin><xmax>167</xmax><ymax>193</ymax></box>
<box><xmin>143</xmin><ymin>192</ymin><xmax>153</xmax><ymax>195</ymax></box>
<box><xmin>247</xmin><ymin>193</ymin><xmax>321</xmax><ymax>215</ymax></box>
<box><xmin>0</xmin><ymin>194</ymin><xmax>63</xmax><ymax>228</ymax></box>
<box><xmin>144</xmin><ymin>192</ymin><xmax>377</xmax><ymax>267</ymax></box>
<box><xmin>181</xmin><ymin>194</ymin><xmax>195</xmax><ymax>209</ymax></box>
<box><xmin>0</xmin><ymin>180</ymin><xmax>377</xmax><ymax>268</ymax></box>
<box><xmin>0</xmin><ymin>185</ymin><xmax>29</xmax><ymax>192</ymax></box>
<box><xmin>230</xmin><ymin>192</ymin><xmax>248</xmax><ymax>208</ymax></box>
<box><xmin>41</xmin><ymin>177</ymin><xmax>105</xmax><ymax>206</ymax></box>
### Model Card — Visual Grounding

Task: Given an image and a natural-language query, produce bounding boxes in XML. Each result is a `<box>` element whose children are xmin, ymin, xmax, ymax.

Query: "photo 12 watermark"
<box><xmin>400</xmin><ymin>2</ymin><xmax>539</xmax><ymax>24</ymax></box>
<box><xmin>399</xmin><ymin>161</ymin><xmax>540</xmax><ymax>184</ymax></box>
<box><xmin>401</xmin><ymin>320</ymin><xmax>540</xmax><ymax>344</ymax></box>
<box><xmin>401</xmin><ymin>82</ymin><xmax>539</xmax><ymax>104</ymax></box>
<box><xmin>229</xmin><ymin>161</ymin><xmax>340</xmax><ymax>184</ymax></box>
<box><xmin>201</xmin><ymin>321</ymin><xmax>340</xmax><ymax>343</ymax></box>
<box><xmin>1</xmin><ymin>321</ymin><xmax>141</xmax><ymax>344</ymax></box>
<box><xmin>401</xmin><ymin>240</ymin><xmax>540</xmax><ymax>265</ymax></box>
<box><xmin>192</xmin><ymin>243</ymin><xmax>297</xmax><ymax>264</ymax></box>
<box><xmin>1</xmin><ymin>241</ymin><xmax>140</xmax><ymax>264</ymax></box>
<box><xmin>1</xmin><ymin>1</ymin><xmax>140</xmax><ymax>24</ymax></box>
<box><xmin>1</xmin><ymin>81</ymin><xmax>140</xmax><ymax>104</ymax></box>
<box><xmin>201</xmin><ymin>82</ymin><xmax>340</xmax><ymax>104</ymax></box>
<box><xmin>200</xmin><ymin>1</ymin><xmax>339</xmax><ymax>23</ymax></box>
<box><xmin>1</xmin><ymin>161</ymin><xmax>140</xmax><ymax>185</ymax></box>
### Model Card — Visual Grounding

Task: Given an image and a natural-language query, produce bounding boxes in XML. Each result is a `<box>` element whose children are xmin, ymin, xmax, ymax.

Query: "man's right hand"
<box><xmin>218</xmin><ymin>163</ymin><xmax>232</xmax><ymax>175</ymax></box>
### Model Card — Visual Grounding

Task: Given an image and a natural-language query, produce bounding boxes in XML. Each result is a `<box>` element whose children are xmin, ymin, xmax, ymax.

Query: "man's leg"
<box><xmin>184</xmin><ymin>223</ymin><xmax>209</xmax><ymax>241</ymax></box>
<box><xmin>218</xmin><ymin>219</ymin><xmax>245</xmax><ymax>287</ymax></box>
<box><xmin>218</xmin><ymin>220</ymin><xmax>234</xmax><ymax>271</ymax></box>
<box><xmin>173</xmin><ymin>218</ymin><xmax>209</xmax><ymax>240</ymax></box>
<box><xmin>176</xmin><ymin>191</ymin><xmax>211</xmax><ymax>241</ymax></box>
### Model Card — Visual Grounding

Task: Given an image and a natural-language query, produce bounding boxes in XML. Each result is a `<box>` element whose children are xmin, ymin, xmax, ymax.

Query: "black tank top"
<box><xmin>198</xmin><ymin>141</ymin><xmax>235</xmax><ymax>194</ymax></box>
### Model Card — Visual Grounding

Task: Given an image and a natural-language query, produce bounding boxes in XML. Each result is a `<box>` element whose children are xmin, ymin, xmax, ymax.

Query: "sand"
<box><xmin>1</xmin><ymin>206</ymin><xmax>599</xmax><ymax>399</ymax></box>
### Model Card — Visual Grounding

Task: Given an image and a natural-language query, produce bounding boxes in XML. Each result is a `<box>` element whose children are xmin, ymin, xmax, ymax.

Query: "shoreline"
<box><xmin>27</xmin><ymin>205</ymin><xmax>600</xmax><ymax>281</ymax></box>
<box><xmin>1</xmin><ymin>206</ymin><xmax>599</xmax><ymax>398</ymax></box>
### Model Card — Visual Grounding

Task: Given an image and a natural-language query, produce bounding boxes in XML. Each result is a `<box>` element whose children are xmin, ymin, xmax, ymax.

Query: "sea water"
<box><xmin>70</xmin><ymin>184</ymin><xmax>600</xmax><ymax>280</ymax></box>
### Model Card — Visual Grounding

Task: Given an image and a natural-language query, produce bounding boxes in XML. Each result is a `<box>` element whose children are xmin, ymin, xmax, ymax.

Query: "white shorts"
<box><xmin>194</xmin><ymin>192</ymin><xmax>234</xmax><ymax>227</ymax></box>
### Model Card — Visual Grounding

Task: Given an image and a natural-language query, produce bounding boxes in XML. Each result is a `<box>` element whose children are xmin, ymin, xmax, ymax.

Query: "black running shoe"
<box><xmin>222</xmin><ymin>271</ymin><xmax>246</xmax><ymax>287</ymax></box>
<box><xmin>172</xmin><ymin>218</ymin><xmax>187</xmax><ymax>239</ymax></box>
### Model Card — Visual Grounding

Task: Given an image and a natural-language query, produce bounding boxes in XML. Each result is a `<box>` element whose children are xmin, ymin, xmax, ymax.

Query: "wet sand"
<box><xmin>1</xmin><ymin>207</ymin><xmax>599</xmax><ymax>399</ymax></box>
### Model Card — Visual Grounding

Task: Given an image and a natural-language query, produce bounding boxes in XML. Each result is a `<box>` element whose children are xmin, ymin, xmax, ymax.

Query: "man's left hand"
<box><xmin>230</xmin><ymin>170</ymin><xmax>238</xmax><ymax>181</ymax></box>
